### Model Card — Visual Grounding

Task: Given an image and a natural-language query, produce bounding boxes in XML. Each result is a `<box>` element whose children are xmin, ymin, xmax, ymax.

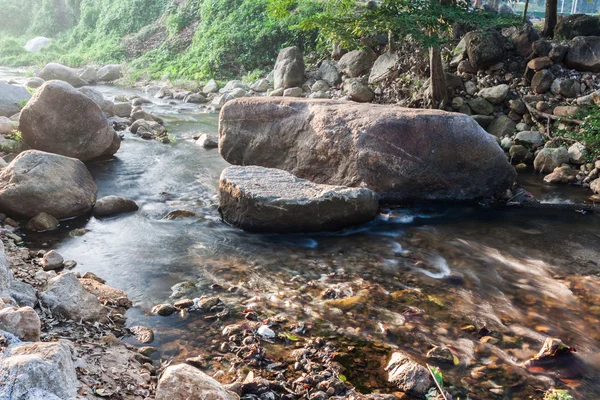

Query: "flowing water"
<box><xmin>2</xmin><ymin>67</ymin><xmax>600</xmax><ymax>399</ymax></box>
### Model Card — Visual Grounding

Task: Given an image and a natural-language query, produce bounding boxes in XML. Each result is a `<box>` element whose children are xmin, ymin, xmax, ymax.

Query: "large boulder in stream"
<box><xmin>38</xmin><ymin>62</ymin><xmax>88</xmax><ymax>87</ymax></box>
<box><xmin>219</xmin><ymin>166</ymin><xmax>379</xmax><ymax>233</ymax></box>
<box><xmin>18</xmin><ymin>80</ymin><xmax>120</xmax><ymax>161</ymax></box>
<box><xmin>0</xmin><ymin>150</ymin><xmax>97</xmax><ymax>219</ymax></box>
<box><xmin>0</xmin><ymin>83</ymin><xmax>31</xmax><ymax>117</ymax></box>
<box><xmin>219</xmin><ymin>98</ymin><xmax>517</xmax><ymax>203</ymax></box>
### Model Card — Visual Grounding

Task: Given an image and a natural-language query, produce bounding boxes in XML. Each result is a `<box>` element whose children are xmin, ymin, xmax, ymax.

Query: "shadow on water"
<box><xmin>4</xmin><ymin>67</ymin><xmax>600</xmax><ymax>398</ymax></box>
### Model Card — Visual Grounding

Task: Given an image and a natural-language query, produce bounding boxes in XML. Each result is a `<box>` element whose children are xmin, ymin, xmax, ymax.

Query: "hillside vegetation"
<box><xmin>0</xmin><ymin>0</ymin><xmax>321</xmax><ymax>81</ymax></box>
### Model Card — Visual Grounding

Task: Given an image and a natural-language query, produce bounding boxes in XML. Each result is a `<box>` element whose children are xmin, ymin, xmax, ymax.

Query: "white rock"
<box><xmin>24</xmin><ymin>37</ymin><xmax>51</xmax><ymax>53</ymax></box>
<box><xmin>156</xmin><ymin>364</ymin><xmax>239</xmax><ymax>400</ymax></box>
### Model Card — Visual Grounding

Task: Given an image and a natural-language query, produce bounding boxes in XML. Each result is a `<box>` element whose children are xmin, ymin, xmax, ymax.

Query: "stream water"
<box><xmin>2</xmin><ymin>67</ymin><xmax>600</xmax><ymax>399</ymax></box>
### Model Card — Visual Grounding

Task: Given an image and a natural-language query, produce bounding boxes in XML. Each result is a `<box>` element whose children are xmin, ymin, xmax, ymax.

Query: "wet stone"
<box><xmin>426</xmin><ymin>346</ymin><xmax>455</xmax><ymax>363</ymax></box>
<box><xmin>152</xmin><ymin>303</ymin><xmax>176</xmax><ymax>316</ymax></box>
<box><xmin>174</xmin><ymin>298</ymin><xmax>194</xmax><ymax>310</ymax></box>
<box><xmin>130</xmin><ymin>326</ymin><xmax>155</xmax><ymax>344</ymax></box>
<box><xmin>42</xmin><ymin>250</ymin><xmax>64</xmax><ymax>271</ymax></box>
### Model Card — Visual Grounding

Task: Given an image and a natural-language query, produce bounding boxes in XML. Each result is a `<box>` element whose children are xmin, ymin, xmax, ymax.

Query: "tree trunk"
<box><xmin>491</xmin><ymin>0</ymin><xmax>501</xmax><ymax>10</ymax></box>
<box><xmin>429</xmin><ymin>46</ymin><xmax>447</xmax><ymax>109</ymax></box>
<box><xmin>543</xmin><ymin>0</ymin><xmax>558</xmax><ymax>38</ymax></box>
<box><xmin>522</xmin><ymin>0</ymin><xmax>529</xmax><ymax>24</ymax></box>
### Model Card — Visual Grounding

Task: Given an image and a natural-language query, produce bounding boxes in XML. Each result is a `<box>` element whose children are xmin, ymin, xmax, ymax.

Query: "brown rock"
<box><xmin>219</xmin><ymin>98</ymin><xmax>516</xmax><ymax>203</ymax></box>
<box><xmin>527</xmin><ymin>57</ymin><xmax>553</xmax><ymax>71</ymax></box>
<box><xmin>553</xmin><ymin>106</ymin><xmax>581</xmax><ymax>117</ymax></box>
<box><xmin>156</xmin><ymin>364</ymin><xmax>239</xmax><ymax>400</ymax></box>
<box><xmin>0</xmin><ymin>306</ymin><xmax>41</xmax><ymax>341</ymax></box>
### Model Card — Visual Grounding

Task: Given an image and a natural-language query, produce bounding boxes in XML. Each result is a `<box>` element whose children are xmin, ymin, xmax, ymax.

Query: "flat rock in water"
<box><xmin>93</xmin><ymin>196</ymin><xmax>139</xmax><ymax>217</ymax></box>
<box><xmin>26</xmin><ymin>212</ymin><xmax>59</xmax><ymax>232</ymax></box>
<box><xmin>219</xmin><ymin>98</ymin><xmax>517</xmax><ymax>203</ymax></box>
<box><xmin>130</xmin><ymin>326</ymin><xmax>155</xmax><ymax>344</ymax></box>
<box><xmin>219</xmin><ymin>166</ymin><xmax>379</xmax><ymax>233</ymax></box>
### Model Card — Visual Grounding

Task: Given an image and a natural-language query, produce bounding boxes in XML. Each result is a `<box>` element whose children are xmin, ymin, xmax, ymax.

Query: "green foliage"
<box><xmin>556</xmin><ymin>105</ymin><xmax>600</xmax><ymax>160</ymax></box>
<box><xmin>129</xmin><ymin>0</ymin><xmax>321</xmax><ymax>80</ymax></box>
<box><xmin>270</xmin><ymin>0</ymin><xmax>520</xmax><ymax>51</ymax></box>
<box><xmin>544</xmin><ymin>389</ymin><xmax>574</xmax><ymax>400</ymax></box>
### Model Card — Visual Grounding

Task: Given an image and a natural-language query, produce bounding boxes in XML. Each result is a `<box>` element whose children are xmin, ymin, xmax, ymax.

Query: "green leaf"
<box><xmin>338</xmin><ymin>373</ymin><xmax>347</xmax><ymax>382</ymax></box>
<box><xmin>428</xmin><ymin>365</ymin><xmax>443</xmax><ymax>387</ymax></box>
<box><xmin>282</xmin><ymin>332</ymin><xmax>299</xmax><ymax>341</ymax></box>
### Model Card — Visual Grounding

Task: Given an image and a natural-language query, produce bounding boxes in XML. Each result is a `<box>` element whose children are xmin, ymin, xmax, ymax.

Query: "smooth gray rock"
<box><xmin>318</xmin><ymin>60</ymin><xmax>341</xmax><ymax>87</ymax></box>
<box><xmin>487</xmin><ymin>115</ymin><xmax>516</xmax><ymax>137</ymax></box>
<box><xmin>38</xmin><ymin>63</ymin><xmax>88</xmax><ymax>87</ymax></box>
<box><xmin>93</xmin><ymin>196</ymin><xmax>139</xmax><ymax>217</ymax></box>
<box><xmin>219</xmin><ymin>166</ymin><xmax>379</xmax><ymax>233</ymax></box>
<box><xmin>96</xmin><ymin>64</ymin><xmax>122</xmax><ymax>82</ymax></box>
<box><xmin>478</xmin><ymin>84</ymin><xmax>509</xmax><ymax>104</ymax></box>
<box><xmin>534</xmin><ymin>147</ymin><xmax>570</xmax><ymax>173</ymax></box>
<box><xmin>19</xmin><ymin>81</ymin><xmax>119</xmax><ymax>161</ymax></box>
<box><xmin>0</xmin><ymin>150</ymin><xmax>97</xmax><ymax>219</ymax></box>
<box><xmin>338</xmin><ymin>50</ymin><xmax>372</xmax><ymax>78</ymax></box>
<box><xmin>369</xmin><ymin>52</ymin><xmax>398</xmax><ymax>84</ymax></box>
<box><xmin>0</xmin><ymin>306</ymin><xmax>40</xmax><ymax>342</ymax></box>
<box><xmin>0</xmin><ymin>83</ymin><xmax>31</xmax><ymax>117</ymax></box>
<box><xmin>274</xmin><ymin>47</ymin><xmax>305</xmax><ymax>90</ymax></box>
<box><xmin>24</xmin><ymin>37</ymin><xmax>51</xmax><ymax>53</ymax></box>
<box><xmin>515</xmin><ymin>131</ymin><xmax>544</xmax><ymax>147</ymax></box>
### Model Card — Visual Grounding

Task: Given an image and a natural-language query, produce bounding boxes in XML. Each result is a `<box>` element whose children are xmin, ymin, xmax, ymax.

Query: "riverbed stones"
<box><xmin>515</xmin><ymin>131</ymin><xmax>544</xmax><ymax>147</ymax></box>
<box><xmin>0</xmin><ymin>340</ymin><xmax>78</xmax><ymax>399</ymax></box>
<box><xmin>196</xmin><ymin>133</ymin><xmax>218</xmax><ymax>148</ymax></box>
<box><xmin>42</xmin><ymin>250</ymin><xmax>64</xmax><ymax>271</ymax></box>
<box><xmin>318</xmin><ymin>60</ymin><xmax>341</xmax><ymax>87</ymax></box>
<box><xmin>152</xmin><ymin>303</ymin><xmax>176</xmax><ymax>316</ymax></box>
<box><xmin>464</xmin><ymin>30</ymin><xmax>504</xmax><ymax>69</ymax></box>
<box><xmin>19</xmin><ymin>80</ymin><xmax>120</xmax><ymax>161</ymax></box>
<box><xmin>338</xmin><ymin>49</ymin><xmax>372</xmax><ymax>77</ymax></box>
<box><xmin>156</xmin><ymin>363</ymin><xmax>239</xmax><ymax>400</ymax></box>
<box><xmin>534</xmin><ymin>147</ymin><xmax>570</xmax><ymax>173</ymax></box>
<box><xmin>369</xmin><ymin>52</ymin><xmax>398</xmax><ymax>84</ymax></box>
<box><xmin>568</xmin><ymin>142</ymin><xmax>587</xmax><ymax>164</ymax></box>
<box><xmin>468</xmin><ymin>97</ymin><xmax>494</xmax><ymax>115</ymax></box>
<box><xmin>531</xmin><ymin>70</ymin><xmax>554</xmax><ymax>94</ymax></box>
<box><xmin>0</xmin><ymin>83</ymin><xmax>31</xmax><ymax>117</ymax></box>
<box><xmin>566</xmin><ymin>36</ymin><xmax>600</xmax><ymax>72</ymax></box>
<box><xmin>38</xmin><ymin>62</ymin><xmax>88</xmax><ymax>87</ymax></box>
<box><xmin>203</xmin><ymin>79</ymin><xmax>219</xmax><ymax>93</ymax></box>
<box><xmin>219</xmin><ymin>98</ymin><xmax>516</xmax><ymax>203</ymax></box>
<box><xmin>544</xmin><ymin>165</ymin><xmax>577</xmax><ymax>184</ymax></box>
<box><xmin>345</xmin><ymin>80</ymin><xmax>374</xmax><ymax>102</ymax></box>
<box><xmin>0</xmin><ymin>150</ymin><xmax>97</xmax><ymax>219</ymax></box>
<box><xmin>93</xmin><ymin>196</ymin><xmax>139</xmax><ymax>217</ymax></box>
<box><xmin>26</xmin><ymin>212</ymin><xmax>59</xmax><ymax>232</ymax></box>
<box><xmin>96</xmin><ymin>64</ymin><xmax>122</xmax><ymax>82</ymax></box>
<box><xmin>0</xmin><ymin>306</ymin><xmax>41</xmax><ymax>342</ymax></box>
<box><xmin>478</xmin><ymin>84</ymin><xmax>509</xmax><ymax>104</ymax></box>
<box><xmin>219</xmin><ymin>166</ymin><xmax>379</xmax><ymax>233</ymax></box>
<box><xmin>41</xmin><ymin>273</ymin><xmax>108</xmax><ymax>322</ymax></box>
<box><xmin>553</xmin><ymin>106</ymin><xmax>580</xmax><ymax>117</ymax></box>
<box><xmin>130</xmin><ymin>326</ymin><xmax>155</xmax><ymax>344</ymax></box>
<box><xmin>385</xmin><ymin>351</ymin><xmax>432</xmax><ymax>395</ymax></box>
<box><xmin>274</xmin><ymin>46</ymin><xmax>305</xmax><ymax>90</ymax></box>
<box><xmin>555</xmin><ymin>14</ymin><xmax>600</xmax><ymax>40</ymax></box>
